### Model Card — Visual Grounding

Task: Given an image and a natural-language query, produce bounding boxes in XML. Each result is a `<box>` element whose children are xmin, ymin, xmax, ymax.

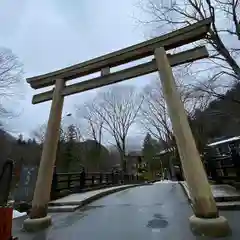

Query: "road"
<box><xmin>13</xmin><ymin>182</ymin><xmax>240</xmax><ymax>240</ymax></box>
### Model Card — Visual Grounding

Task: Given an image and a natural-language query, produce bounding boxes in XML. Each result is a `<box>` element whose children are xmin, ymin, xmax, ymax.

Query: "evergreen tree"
<box><xmin>63</xmin><ymin>124</ymin><xmax>76</xmax><ymax>171</ymax></box>
<box><xmin>17</xmin><ymin>134</ymin><xmax>25</xmax><ymax>145</ymax></box>
<box><xmin>142</xmin><ymin>133</ymin><xmax>158</xmax><ymax>177</ymax></box>
<box><xmin>32</xmin><ymin>138</ymin><xmax>37</xmax><ymax>145</ymax></box>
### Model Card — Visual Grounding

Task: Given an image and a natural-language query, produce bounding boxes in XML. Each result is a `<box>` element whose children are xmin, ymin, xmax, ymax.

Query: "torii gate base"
<box><xmin>23</xmin><ymin>19</ymin><xmax>231</xmax><ymax>237</ymax></box>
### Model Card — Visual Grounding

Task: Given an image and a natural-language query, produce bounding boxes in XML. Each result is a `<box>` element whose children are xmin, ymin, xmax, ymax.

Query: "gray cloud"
<box><xmin>0</xmin><ymin>0</ymin><xmax>150</xmax><ymax>139</ymax></box>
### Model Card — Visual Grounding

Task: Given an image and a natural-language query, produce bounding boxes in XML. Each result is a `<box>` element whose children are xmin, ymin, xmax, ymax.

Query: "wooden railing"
<box><xmin>51</xmin><ymin>171</ymin><xmax>141</xmax><ymax>199</ymax></box>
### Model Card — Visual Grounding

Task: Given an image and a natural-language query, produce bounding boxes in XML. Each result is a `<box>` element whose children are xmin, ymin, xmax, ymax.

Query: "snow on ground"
<box><xmin>154</xmin><ymin>180</ymin><xmax>176</xmax><ymax>184</ymax></box>
<box><xmin>13</xmin><ymin>210</ymin><xmax>26</xmax><ymax>219</ymax></box>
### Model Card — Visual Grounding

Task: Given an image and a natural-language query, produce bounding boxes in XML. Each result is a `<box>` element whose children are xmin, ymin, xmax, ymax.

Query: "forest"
<box><xmin>0</xmin><ymin>0</ymin><xmax>239</xmax><ymax>175</ymax></box>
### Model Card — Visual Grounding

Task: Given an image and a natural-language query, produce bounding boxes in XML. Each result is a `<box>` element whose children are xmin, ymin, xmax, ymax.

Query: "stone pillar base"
<box><xmin>189</xmin><ymin>215</ymin><xmax>231</xmax><ymax>237</ymax></box>
<box><xmin>23</xmin><ymin>215</ymin><xmax>52</xmax><ymax>232</ymax></box>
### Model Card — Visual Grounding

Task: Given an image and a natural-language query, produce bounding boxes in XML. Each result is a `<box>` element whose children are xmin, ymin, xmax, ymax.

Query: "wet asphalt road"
<box><xmin>13</xmin><ymin>182</ymin><xmax>240</xmax><ymax>240</ymax></box>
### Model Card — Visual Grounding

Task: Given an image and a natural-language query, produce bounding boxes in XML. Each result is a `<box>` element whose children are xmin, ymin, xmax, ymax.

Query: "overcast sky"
<box><xmin>0</xmin><ymin>0</ymin><xmax>154</xmax><ymax>141</ymax></box>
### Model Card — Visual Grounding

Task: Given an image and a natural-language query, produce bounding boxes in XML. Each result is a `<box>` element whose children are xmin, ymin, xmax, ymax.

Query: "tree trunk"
<box><xmin>210</xmin><ymin>30</ymin><xmax>240</xmax><ymax>79</ymax></box>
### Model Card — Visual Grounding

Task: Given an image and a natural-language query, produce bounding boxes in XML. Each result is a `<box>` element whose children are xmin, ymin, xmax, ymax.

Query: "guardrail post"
<box><xmin>124</xmin><ymin>174</ymin><xmax>127</xmax><ymax>183</ymax></box>
<box><xmin>99</xmin><ymin>173</ymin><xmax>102</xmax><ymax>184</ymax></box>
<box><xmin>80</xmin><ymin>170</ymin><xmax>85</xmax><ymax>189</ymax></box>
<box><xmin>106</xmin><ymin>174</ymin><xmax>109</xmax><ymax>184</ymax></box>
<box><xmin>235</xmin><ymin>163</ymin><xmax>240</xmax><ymax>179</ymax></box>
<box><xmin>111</xmin><ymin>172</ymin><xmax>115</xmax><ymax>184</ymax></box>
<box><xmin>120</xmin><ymin>172</ymin><xmax>124</xmax><ymax>184</ymax></box>
<box><xmin>115</xmin><ymin>173</ymin><xmax>119</xmax><ymax>184</ymax></box>
<box><xmin>67</xmin><ymin>174</ymin><xmax>71</xmax><ymax>189</ymax></box>
<box><xmin>91</xmin><ymin>176</ymin><xmax>95</xmax><ymax>186</ymax></box>
<box><xmin>222</xmin><ymin>166</ymin><xmax>228</xmax><ymax>177</ymax></box>
<box><xmin>50</xmin><ymin>167</ymin><xmax>57</xmax><ymax>200</ymax></box>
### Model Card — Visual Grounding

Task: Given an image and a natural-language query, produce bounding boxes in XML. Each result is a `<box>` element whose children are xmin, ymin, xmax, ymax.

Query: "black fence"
<box><xmin>51</xmin><ymin>171</ymin><xmax>141</xmax><ymax>199</ymax></box>
<box><xmin>203</xmin><ymin>155</ymin><xmax>240</xmax><ymax>184</ymax></box>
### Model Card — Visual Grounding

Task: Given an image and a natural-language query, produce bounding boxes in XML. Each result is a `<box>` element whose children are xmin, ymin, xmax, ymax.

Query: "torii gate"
<box><xmin>23</xmin><ymin>18</ymin><xmax>230</xmax><ymax>237</ymax></box>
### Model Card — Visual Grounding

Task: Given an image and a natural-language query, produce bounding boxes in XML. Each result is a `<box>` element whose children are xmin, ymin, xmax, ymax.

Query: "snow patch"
<box><xmin>154</xmin><ymin>180</ymin><xmax>176</xmax><ymax>184</ymax></box>
<box><xmin>13</xmin><ymin>210</ymin><xmax>26</xmax><ymax>219</ymax></box>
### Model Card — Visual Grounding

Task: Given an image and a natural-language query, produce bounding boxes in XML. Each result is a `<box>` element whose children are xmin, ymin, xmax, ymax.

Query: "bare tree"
<box><xmin>73</xmin><ymin>123</ymin><xmax>85</xmax><ymax>142</ymax></box>
<box><xmin>140</xmin><ymin>79</ymin><xmax>172</xmax><ymax>145</ymax></box>
<box><xmin>90</xmin><ymin>85</ymin><xmax>144</xmax><ymax>172</ymax></box>
<box><xmin>31</xmin><ymin>123</ymin><xmax>70</xmax><ymax>144</ymax></box>
<box><xmin>75</xmin><ymin>103</ymin><xmax>104</xmax><ymax>170</ymax></box>
<box><xmin>76</xmin><ymin>102</ymin><xmax>103</xmax><ymax>144</ymax></box>
<box><xmin>0</xmin><ymin>47</ymin><xmax>23</xmax><ymax>124</ymax></box>
<box><xmin>31</xmin><ymin>124</ymin><xmax>47</xmax><ymax>144</ymax></box>
<box><xmin>138</xmin><ymin>0</ymin><xmax>240</xmax><ymax>99</ymax></box>
<box><xmin>139</xmin><ymin>77</ymin><xmax>203</xmax><ymax>146</ymax></box>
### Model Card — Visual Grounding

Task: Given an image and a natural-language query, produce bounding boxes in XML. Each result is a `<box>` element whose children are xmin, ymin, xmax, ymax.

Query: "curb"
<box><xmin>215</xmin><ymin>195</ymin><xmax>240</xmax><ymax>202</ymax></box>
<box><xmin>55</xmin><ymin>183</ymin><xmax>126</xmax><ymax>199</ymax></box>
<box><xmin>53</xmin><ymin>181</ymin><xmax>150</xmax><ymax>200</ymax></box>
<box><xmin>179</xmin><ymin>181</ymin><xmax>240</xmax><ymax>210</ymax></box>
<box><xmin>216</xmin><ymin>201</ymin><xmax>240</xmax><ymax>210</ymax></box>
<box><xmin>179</xmin><ymin>181</ymin><xmax>192</xmax><ymax>204</ymax></box>
<box><xmin>48</xmin><ymin>183</ymin><xmax>148</xmax><ymax>212</ymax></box>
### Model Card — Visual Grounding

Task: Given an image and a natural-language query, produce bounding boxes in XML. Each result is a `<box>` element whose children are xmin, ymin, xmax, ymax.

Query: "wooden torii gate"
<box><xmin>24</xmin><ymin>18</ymin><xmax>230</xmax><ymax>237</ymax></box>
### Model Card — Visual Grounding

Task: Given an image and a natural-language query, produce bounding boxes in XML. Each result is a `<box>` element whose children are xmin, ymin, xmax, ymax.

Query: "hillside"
<box><xmin>190</xmin><ymin>82</ymin><xmax>240</xmax><ymax>151</ymax></box>
<box><xmin>0</xmin><ymin>129</ymin><xmax>15</xmax><ymax>142</ymax></box>
<box><xmin>0</xmin><ymin>129</ymin><xmax>114</xmax><ymax>173</ymax></box>
<box><xmin>0</xmin><ymin>129</ymin><xmax>17</xmax><ymax>165</ymax></box>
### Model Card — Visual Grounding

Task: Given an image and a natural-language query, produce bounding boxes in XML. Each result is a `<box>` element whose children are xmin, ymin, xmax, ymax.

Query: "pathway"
<box><xmin>13</xmin><ymin>182</ymin><xmax>240</xmax><ymax>239</ymax></box>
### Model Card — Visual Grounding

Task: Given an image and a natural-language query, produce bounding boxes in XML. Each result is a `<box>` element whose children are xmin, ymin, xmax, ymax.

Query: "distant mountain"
<box><xmin>105</xmin><ymin>135</ymin><xmax>143</xmax><ymax>154</ymax></box>
<box><xmin>0</xmin><ymin>129</ymin><xmax>16</xmax><ymax>142</ymax></box>
<box><xmin>0</xmin><ymin>129</ymin><xmax>17</xmax><ymax>165</ymax></box>
<box><xmin>79</xmin><ymin>139</ymin><xmax>109</xmax><ymax>156</ymax></box>
<box><xmin>61</xmin><ymin>139</ymin><xmax>112</xmax><ymax>172</ymax></box>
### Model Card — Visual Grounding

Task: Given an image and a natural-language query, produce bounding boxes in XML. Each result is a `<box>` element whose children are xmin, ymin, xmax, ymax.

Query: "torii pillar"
<box><xmin>154</xmin><ymin>47</ymin><xmax>231</xmax><ymax>237</ymax></box>
<box><xmin>23</xmin><ymin>79</ymin><xmax>64</xmax><ymax>231</ymax></box>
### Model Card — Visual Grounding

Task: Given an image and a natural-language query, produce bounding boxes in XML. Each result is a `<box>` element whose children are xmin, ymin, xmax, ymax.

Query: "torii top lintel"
<box><xmin>27</xmin><ymin>18</ymin><xmax>212</xmax><ymax>90</ymax></box>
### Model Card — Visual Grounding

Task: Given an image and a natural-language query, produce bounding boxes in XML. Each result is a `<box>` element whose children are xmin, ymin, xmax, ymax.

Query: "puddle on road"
<box><xmin>146</xmin><ymin>213</ymin><xmax>169</xmax><ymax>230</ymax></box>
<box><xmin>147</xmin><ymin>219</ymin><xmax>168</xmax><ymax>229</ymax></box>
